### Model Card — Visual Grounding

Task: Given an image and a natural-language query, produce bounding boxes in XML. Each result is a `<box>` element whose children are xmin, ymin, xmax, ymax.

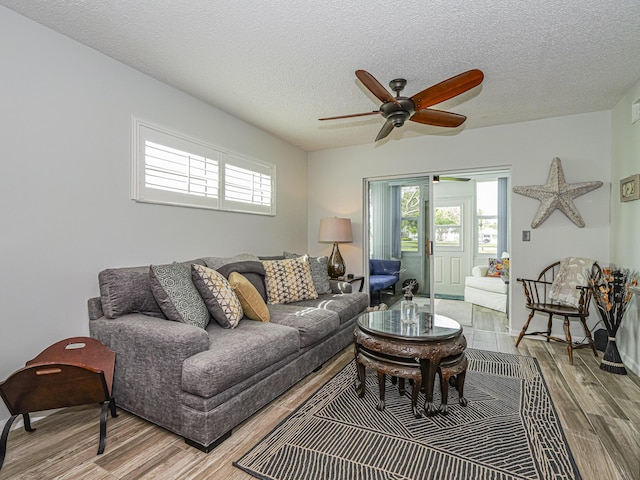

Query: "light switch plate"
<box><xmin>633</xmin><ymin>99</ymin><xmax>640</xmax><ymax>124</ymax></box>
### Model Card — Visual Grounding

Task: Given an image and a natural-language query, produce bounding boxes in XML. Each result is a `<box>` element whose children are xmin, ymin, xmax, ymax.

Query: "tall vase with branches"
<box><xmin>589</xmin><ymin>267</ymin><xmax>638</xmax><ymax>374</ymax></box>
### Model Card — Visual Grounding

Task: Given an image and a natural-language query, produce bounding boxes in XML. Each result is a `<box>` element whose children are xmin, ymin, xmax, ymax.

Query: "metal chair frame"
<box><xmin>515</xmin><ymin>261</ymin><xmax>600</xmax><ymax>365</ymax></box>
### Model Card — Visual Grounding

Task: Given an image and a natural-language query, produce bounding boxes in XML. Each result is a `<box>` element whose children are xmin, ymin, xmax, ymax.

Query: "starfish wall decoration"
<box><xmin>512</xmin><ymin>157</ymin><xmax>603</xmax><ymax>228</ymax></box>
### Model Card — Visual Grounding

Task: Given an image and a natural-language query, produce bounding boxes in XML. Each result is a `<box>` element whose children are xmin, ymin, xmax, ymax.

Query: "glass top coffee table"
<box><xmin>354</xmin><ymin>309</ymin><xmax>467</xmax><ymax>417</ymax></box>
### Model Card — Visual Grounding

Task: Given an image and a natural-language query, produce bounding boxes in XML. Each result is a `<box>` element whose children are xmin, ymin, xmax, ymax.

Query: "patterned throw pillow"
<box><xmin>262</xmin><ymin>256</ymin><xmax>318</xmax><ymax>304</ymax></box>
<box><xmin>149</xmin><ymin>263</ymin><xmax>210</xmax><ymax>329</ymax></box>
<box><xmin>228</xmin><ymin>272</ymin><xmax>270</xmax><ymax>322</ymax></box>
<box><xmin>549</xmin><ymin>257</ymin><xmax>594</xmax><ymax>307</ymax></box>
<box><xmin>283</xmin><ymin>252</ymin><xmax>331</xmax><ymax>295</ymax></box>
<box><xmin>487</xmin><ymin>258</ymin><xmax>509</xmax><ymax>277</ymax></box>
<box><xmin>192</xmin><ymin>264</ymin><xmax>243</xmax><ymax>328</ymax></box>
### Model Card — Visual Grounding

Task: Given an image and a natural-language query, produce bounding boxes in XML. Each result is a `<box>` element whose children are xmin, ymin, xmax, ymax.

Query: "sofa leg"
<box><xmin>185</xmin><ymin>430</ymin><xmax>232</xmax><ymax>453</ymax></box>
<box><xmin>313</xmin><ymin>363</ymin><xmax>323</xmax><ymax>372</ymax></box>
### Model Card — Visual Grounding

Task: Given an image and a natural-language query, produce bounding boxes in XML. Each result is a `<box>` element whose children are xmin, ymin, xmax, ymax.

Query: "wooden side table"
<box><xmin>0</xmin><ymin>337</ymin><xmax>117</xmax><ymax>470</ymax></box>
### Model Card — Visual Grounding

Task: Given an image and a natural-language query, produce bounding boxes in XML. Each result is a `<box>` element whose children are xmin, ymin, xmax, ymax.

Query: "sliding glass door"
<box><xmin>366</xmin><ymin>176</ymin><xmax>435</xmax><ymax>311</ymax></box>
<box><xmin>365</xmin><ymin>168</ymin><xmax>510</xmax><ymax>324</ymax></box>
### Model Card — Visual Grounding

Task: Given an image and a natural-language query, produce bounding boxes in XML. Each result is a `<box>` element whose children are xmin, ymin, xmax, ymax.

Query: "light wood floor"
<box><xmin>2</xmin><ymin>314</ymin><xmax>639</xmax><ymax>479</ymax></box>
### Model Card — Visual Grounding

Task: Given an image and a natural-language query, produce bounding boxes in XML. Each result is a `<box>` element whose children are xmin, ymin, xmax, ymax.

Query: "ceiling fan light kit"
<box><xmin>320</xmin><ymin>68</ymin><xmax>484</xmax><ymax>142</ymax></box>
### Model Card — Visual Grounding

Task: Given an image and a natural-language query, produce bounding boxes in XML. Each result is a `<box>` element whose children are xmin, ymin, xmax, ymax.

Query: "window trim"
<box><xmin>131</xmin><ymin>118</ymin><xmax>276</xmax><ymax>216</ymax></box>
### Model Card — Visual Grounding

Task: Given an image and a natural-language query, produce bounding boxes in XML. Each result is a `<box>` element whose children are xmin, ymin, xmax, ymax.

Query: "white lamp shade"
<box><xmin>318</xmin><ymin>217</ymin><xmax>353</xmax><ymax>243</ymax></box>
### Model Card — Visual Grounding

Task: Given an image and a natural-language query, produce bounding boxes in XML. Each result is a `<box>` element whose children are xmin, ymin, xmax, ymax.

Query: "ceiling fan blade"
<box><xmin>439</xmin><ymin>176</ymin><xmax>471</xmax><ymax>182</ymax></box>
<box><xmin>410</xmin><ymin>109</ymin><xmax>467</xmax><ymax>128</ymax></box>
<box><xmin>318</xmin><ymin>111</ymin><xmax>380</xmax><ymax>121</ymax></box>
<box><xmin>412</xmin><ymin>69</ymin><xmax>484</xmax><ymax>109</ymax></box>
<box><xmin>356</xmin><ymin>70</ymin><xmax>399</xmax><ymax>105</ymax></box>
<box><xmin>375</xmin><ymin>120</ymin><xmax>395</xmax><ymax>141</ymax></box>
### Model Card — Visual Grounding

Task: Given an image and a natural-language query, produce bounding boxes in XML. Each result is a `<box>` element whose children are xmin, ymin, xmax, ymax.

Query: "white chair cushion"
<box><xmin>465</xmin><ymin>275</ymin><xmax>508</xmax><ymax>295</ymax></box>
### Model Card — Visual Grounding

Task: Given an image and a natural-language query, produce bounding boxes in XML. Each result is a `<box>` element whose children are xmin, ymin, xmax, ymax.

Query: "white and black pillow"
<box><xmin>192</xmin><ymin>264</ymin><xmax>243</xmax><ymax>328</ymax></box>
<box><xmin>263</xmin><ymin>256</ymin><xmax>318</xmax><ymax>304</ymax></box>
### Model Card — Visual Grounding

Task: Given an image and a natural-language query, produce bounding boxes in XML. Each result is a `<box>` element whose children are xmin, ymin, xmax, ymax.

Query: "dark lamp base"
<box><xmin>327</xmin><ymin>242</ymin><xmax>346</xmax><ymax>279</ymax></box>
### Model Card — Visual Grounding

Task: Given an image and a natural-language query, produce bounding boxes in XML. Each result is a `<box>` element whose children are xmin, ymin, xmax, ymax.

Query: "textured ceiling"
<box><xmin>3</xmin><ymin>1</ymin><xmax>640</xmax><ymax>151</ymax></box>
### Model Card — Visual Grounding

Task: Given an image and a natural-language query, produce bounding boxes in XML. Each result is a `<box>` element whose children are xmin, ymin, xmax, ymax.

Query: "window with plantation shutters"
<box><xmin>132</xmin><ymin>118</ymin><xmax>275</xmax><ymax>215</ymax></box>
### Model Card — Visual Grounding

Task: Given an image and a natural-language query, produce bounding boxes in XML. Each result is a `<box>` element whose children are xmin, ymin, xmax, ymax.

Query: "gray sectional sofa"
<box><xmin>87</xmin><ymin>254</ymin><xmax>368</xmax><ymax>452</ymax></box>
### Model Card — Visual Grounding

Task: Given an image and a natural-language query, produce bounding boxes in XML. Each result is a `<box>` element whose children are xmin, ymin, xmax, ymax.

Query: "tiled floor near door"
<box><xmin>464</xmin><ymin>304</ymin><xmax>518</xmax><ymax>354</ymax></box>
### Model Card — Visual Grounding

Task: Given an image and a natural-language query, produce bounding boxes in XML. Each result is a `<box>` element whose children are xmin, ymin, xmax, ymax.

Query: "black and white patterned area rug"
<box><xmin>234</xmin><ymin>349</ymin><xmax>582</xmax><ymax>480</ymax></box>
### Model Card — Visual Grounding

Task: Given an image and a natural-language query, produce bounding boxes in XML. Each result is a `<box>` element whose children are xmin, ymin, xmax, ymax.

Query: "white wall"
<box><xmin>308</xmin><ymin>111</ymin><xmax>611</xmax><ymax>342</ymax></box>
<box><xmin>0</xmin><ymin>8</ymin><xmax>308</xmax><ymax>422</ymax></box>
<box><xmin>611</xmin><ymin>78</ymin><xmax>640</xmax><ymax>374</ymax></box>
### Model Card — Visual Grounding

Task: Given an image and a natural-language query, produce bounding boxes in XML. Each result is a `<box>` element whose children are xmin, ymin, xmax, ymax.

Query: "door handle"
<box><xmin>426</xmin><ymin>241</ymin><xmax>433</xmax><ymax>256</ymax></box>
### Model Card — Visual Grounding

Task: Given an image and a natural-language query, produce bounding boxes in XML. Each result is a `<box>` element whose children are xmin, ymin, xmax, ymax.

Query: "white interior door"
<box><xmin>432</xmin><ymin>197</ymin><xmax>471</xmax><ymax>298</ymax></box>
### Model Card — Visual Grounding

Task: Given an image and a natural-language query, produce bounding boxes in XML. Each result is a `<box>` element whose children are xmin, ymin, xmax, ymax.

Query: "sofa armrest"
<box><xmin>89</xmin><ymin>314</ymin><xmax>209</xmax><ymax>433</ymax></box>
<box><xmin>472</xmin><ymin>266</ymin><xmax>489</xmax><ymax>277</ymax></box>
<box><xmin>329</xmin><ymin>280</ymin><xmax>352</xmax><ymax>294</ymax></box>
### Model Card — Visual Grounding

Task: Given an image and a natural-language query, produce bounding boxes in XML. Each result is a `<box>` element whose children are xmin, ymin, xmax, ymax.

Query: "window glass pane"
<box><xmin>477</xmin><ymin>181</ymin><xmax>497</xmax><ymax>215</ymax></box>
<box><xmin>400</xmin><ymin>186</ymin><xmax>420</xmax><ymax>252</ymax></box>
<box><xmin>145</xmin><ymin>141</ymin><xmax>219</xmax><ymax>197</ymax></box>
<box><xmin>476</xmin><ymin>180</ymin><xmax>498</xmax><ymax>254</ymax></box>
<box><xmin>224</xmin><ymin>164</ymin><xmax>272</xmax><ymax>206</ymax></box>
<box><xmin>401</xmin><ymin>186</ymin><xmax>420</xmax><ymax>217</ymax></box>
<box><xmin>477</xmin><ymin>217</ymin><xmax>497</xmax><ymax>254</ymax></box>
<box><xmin>401</xmin><ymin>219</ymin><xmax>418</xmax><ymax>252</ymax></box>
<box><xmin>435</xmin><ymin>206</ymin><xmax>461</xmax><ymax>248</ymax></box>
<box><xmin>435</xmin><ymin>226</ymin><xmax>461</xmax><ymax>247</ymax></box>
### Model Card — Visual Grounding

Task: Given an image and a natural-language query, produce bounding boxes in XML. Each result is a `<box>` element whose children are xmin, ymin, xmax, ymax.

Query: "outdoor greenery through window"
<box><xmin>435</xmin><ymin>205</ymin><xmax>462</xmax><ymax>248</ymax></box>
<box><xmin>132</xmin><ymin>119</ymin><xmax>275</xmax><ymax>215</ymax></box>
<box><xmin>476</xmin><ymin>180</ymin><xmax>498</xmax><ymax>254</ymax></box>
<box><xmin>400</xmin><ymin>186</ymin><xmax>419</xmax><ymax>252</ymax></box>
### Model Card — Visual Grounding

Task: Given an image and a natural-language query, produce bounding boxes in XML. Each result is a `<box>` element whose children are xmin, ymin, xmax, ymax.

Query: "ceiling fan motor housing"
<box><xmin>380</xmin><ymin>98</ymin><xmax>415</xmax><ymax>127</ymax></box>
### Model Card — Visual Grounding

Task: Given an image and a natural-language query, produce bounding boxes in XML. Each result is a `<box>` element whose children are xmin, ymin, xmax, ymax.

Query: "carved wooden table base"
<box><xmin>354</xmin><ymin>326</ymin><xmax>467</xmax><ymax>417</ymax></box>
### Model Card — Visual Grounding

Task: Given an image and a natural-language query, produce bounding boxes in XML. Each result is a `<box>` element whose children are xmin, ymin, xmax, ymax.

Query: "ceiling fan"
<box><xmin>319</xmin><ymin>69</ymin><xmax>484</xmax><ymax>141</ymax></box>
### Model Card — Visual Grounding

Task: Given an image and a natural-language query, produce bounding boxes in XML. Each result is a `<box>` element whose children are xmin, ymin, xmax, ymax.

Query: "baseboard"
<box><xmin>434</xmin><ymin>294</ymin><xmax>465</xmax><ymax>301</ymax></box>
<box><xmin>620</xmin><ymin>350</ymin><xmax>640</xmax><ymax>376</ymax></box>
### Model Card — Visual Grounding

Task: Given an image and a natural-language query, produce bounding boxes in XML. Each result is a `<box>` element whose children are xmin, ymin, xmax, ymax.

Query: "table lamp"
<box><xmin>318</xmin><ymin>217</ymin><xmax>353</xmax><ymax>278</ymax></box>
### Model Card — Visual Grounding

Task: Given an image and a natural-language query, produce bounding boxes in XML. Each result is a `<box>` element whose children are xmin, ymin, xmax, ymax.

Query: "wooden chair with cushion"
<box><xmin>515</xmin><ymin>259</ymin><xmax>601</xmax><ymax>365</ymax></box>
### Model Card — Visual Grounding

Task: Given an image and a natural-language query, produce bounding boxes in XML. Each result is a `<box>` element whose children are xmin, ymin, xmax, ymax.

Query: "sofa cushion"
<box><xmin>262</xmin><ymin>256</ymin><xmax>318</xmax><ymax>304</ymax></box>
<box><xmin>369</xmin><ymin>259</ymin><xmax>401</xmax><ymax>276</ymax></box>
<box><xmin>192</xmin><ymin>264</ymin><xmax>243</xmax><ymax>329</ymax></box>
<box><xmin>284</xmin><ymin>252</ymin><xmax>331</xmax><ymax>295</ymax></box>
<box><xmin>98</xmin><ymin>266</ymin><xmax>165</xmax><ymax>319</ymax></box>
<box><xmin>228</xmin><ymin>272</ymin><xmax>270</xmax><ymax>322</ymax></box>
<box><xmin>465</xmin><ymin>275</ymin><xmax>508</xmax><ymax>295</ymax></box>
<box><xmin>217</xmin><ymin>261</ymin><xmax>267</xmax><ymax>301</ymax></box>
<box><xmin>268</xmin><ymin>304</ymin><xmax>340</xmax><ymax>348</ymax></box>
<box><xmin>369</xmin><ymin>274</ymin><xmax>399</xmax><ymax>292</ymax></box>
<box><xmin>149</xmin><ymin>263</ymin><xmax>210</xmax><ymax>329</ymax></box>
<box><xmin>97</xmin><ymin>258</ymin><xmax>207</xmax><ymax>320</ymax></box>
<box><xmin>201</xmin><ymin>253</ymin><xmax>260</xmax><ymax>270</ymax></box>
<box><xmin>292</xmin><ymin>292</ymin><xmax>370</xmax><ymax>325</ymax></box>
<box><xmin>181</xmin><ymin>320</ymin><xmax>300</xmax><ymax>398</ymax></box>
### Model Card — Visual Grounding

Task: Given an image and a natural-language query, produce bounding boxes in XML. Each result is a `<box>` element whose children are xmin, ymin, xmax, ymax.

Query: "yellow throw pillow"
<box><xmin>228</xmin><ymin>272</ymin><xmax>270</xmax><ymax>322</ymax></box>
